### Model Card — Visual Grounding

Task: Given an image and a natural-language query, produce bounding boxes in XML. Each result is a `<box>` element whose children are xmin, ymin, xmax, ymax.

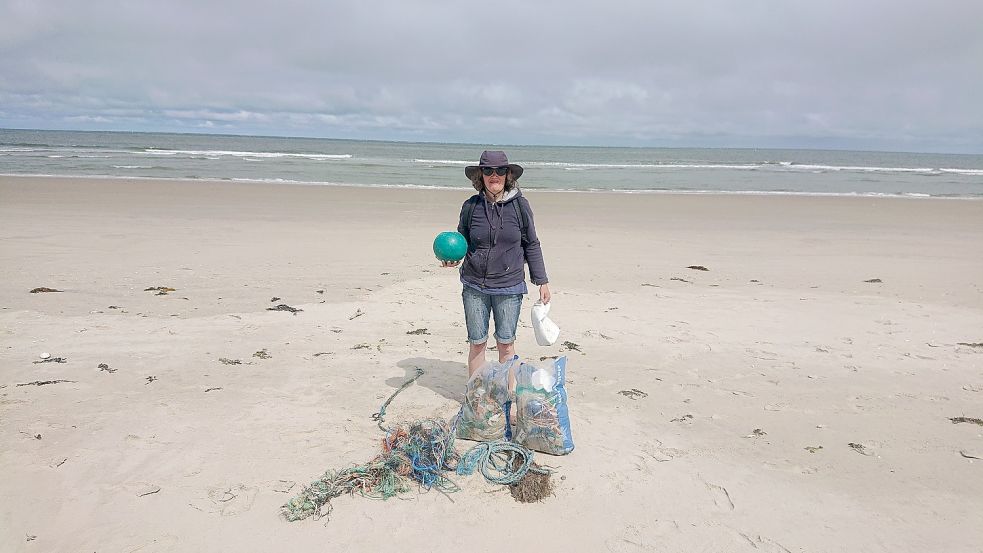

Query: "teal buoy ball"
<box><xmin>433</xmin><ymin>231</ymin><xmax>467</xmax><ymax>262</ymax></box>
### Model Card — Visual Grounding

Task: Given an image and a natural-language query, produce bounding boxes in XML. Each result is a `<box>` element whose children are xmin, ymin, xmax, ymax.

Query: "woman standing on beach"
<box><xmin>443</xmin><ymin>150</ymin><xmax>551</xmax><ymax>376</ymax></box>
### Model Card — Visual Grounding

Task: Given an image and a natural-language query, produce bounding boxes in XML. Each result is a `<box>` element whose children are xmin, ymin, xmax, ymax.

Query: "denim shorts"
<box><xmin>462</xmin><ymin>286</ymin><xmax>523</xmax><ymax>345</ymax></box>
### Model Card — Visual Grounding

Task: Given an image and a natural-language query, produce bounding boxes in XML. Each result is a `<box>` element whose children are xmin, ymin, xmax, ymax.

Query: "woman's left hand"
<box><xmin>539</xmin><ymin>283</ymin><xmax>551</xmax><ymax>304</ymax></box>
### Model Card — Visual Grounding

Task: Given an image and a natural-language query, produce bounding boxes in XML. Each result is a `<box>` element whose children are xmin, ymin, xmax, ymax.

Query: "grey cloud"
<box><xmin>0</xmin><ymin>0</ymin><xmax>980</xmax><ymax>151</ymax></box>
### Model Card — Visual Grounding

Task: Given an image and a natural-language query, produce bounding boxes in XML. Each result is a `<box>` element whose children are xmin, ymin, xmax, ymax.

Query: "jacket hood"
<box><xmin>484</xmin><ymin>187</ymin><xmax>521</xmax><ymax>204</ymax></box>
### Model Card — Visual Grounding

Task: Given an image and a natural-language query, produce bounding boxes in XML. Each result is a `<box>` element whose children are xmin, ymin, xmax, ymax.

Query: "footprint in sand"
<box><xmin>738</xmin><ymin>532</ymin><xmax>793</xmax><ymax>553</ymax></box>
<box><xmin>190</xmin><ymin>484</ymin><xmax>258</xmax><ymax>516</ymax></box>
<box><xmin>762</xmin><ymin>459</ymin><xmax>821</xmax><ymax>475</ymax></box>
<box><xmin>272</xmin><ymin>480</ymin><xmax>296</xmax><ymax>493</ymax></box>
<box><xmin>631</xmin><ymin>441</ymin><xmax>685</xmax><ymax>472</ymax></box>
<box><xmin>745</xmin><ymin>348</ymin><xmax>779</xmax><ymax>361</ymax></box>
<box><xmin>703</xmin><ymin>479</ymin><xmax>735</xmax><ymax>511</ymax></box>
<box><xmin>604</xmin><ymin>521</ymin><xmax>680</xmax><ymax>551</ymax></box>
<box><xmin>123</xmin><ymin>481</ymin><xmax>162</xmax><ymax>497</ymax></box>
<box><xmin>645</xmin><ymin>441</ymin><xmax>685</xmax><ymax>463</ymax></box>
<box><xmin>600</xmin><ymin>470</ymin><xmax>631</xmax><ymax>494</ymax></box>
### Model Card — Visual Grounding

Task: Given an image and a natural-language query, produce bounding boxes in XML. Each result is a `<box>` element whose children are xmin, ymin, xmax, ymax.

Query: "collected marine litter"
<box><xmin>456</xmin><ymin>358</ymin><xmax>512</xmax><ymax>442</ymax></box>
<box><xmin>511</xmin><ymin>357</ymin><xmax>575</xmax><ymax>456</ymax></box>
<box><xmin>283</xmin><ymin>356</ymin><xmax>574</xmax><ymax>522</ymax></box>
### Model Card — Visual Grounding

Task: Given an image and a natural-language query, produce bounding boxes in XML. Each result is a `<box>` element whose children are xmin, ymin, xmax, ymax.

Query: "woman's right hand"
<box><xmin>440</xmin><ymin>260</ymin><xmax>460</xmax><ymax>268</ymax></box>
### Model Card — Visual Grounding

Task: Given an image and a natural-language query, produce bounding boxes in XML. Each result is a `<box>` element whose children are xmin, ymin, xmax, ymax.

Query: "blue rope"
<box><xmin>372</xmin><ymin>367</ymin><xmax>425</xmax><ymax>431</ymax></box>
<box><xmin>371</xmin><ymin>375</ymin><xmax>546</xmax><ymax>490</ymax></box>
<box><xmin>456</xmin><ymin>439</ymin><xmax>547</xmax><ymax>485</ymax></box>
<box><xmin>410</xmin><ymin>452</ymin><xmax>440</xmax><ymax>487</ymax></box>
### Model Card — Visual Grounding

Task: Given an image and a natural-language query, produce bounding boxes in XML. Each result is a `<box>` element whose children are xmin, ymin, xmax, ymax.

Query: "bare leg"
<box><xmin>496</xmin><ymin>341</ymin><xmax>515</xmax><ymax>365</ymax></box>
<box><xmin>497</xmin><ymin>340</ymin><xmax>517</xmax><ymax>403</ymax></box>
<box><xmin>468</xmin><ymin>342</ymin><xmax>487</xmax><ymax>377</ymax></box>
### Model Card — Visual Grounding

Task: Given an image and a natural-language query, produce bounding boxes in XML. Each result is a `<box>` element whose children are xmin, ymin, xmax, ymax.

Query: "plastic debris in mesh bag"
<box><xmin>512</xmin><ymin>357</ymin><xmax>574</xmax><ymax>455</ymax></box>
<box><xmin>456</xmin><ymin>356</ymin><xmax>517</xmax><ymax>442</ymax></box>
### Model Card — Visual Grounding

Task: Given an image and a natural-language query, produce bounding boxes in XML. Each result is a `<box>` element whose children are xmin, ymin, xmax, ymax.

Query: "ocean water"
<box><xmin>1</xmin><ymin>129</ymin><xmax>981</xmax><ymax>198</ymax></box>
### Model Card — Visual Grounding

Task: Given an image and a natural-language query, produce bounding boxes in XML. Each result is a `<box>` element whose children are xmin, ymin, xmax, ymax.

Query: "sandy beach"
<box><xmin>2</xmin><ymin>175</ymin><xmax>982</xmax><ymax>552</ymax></box>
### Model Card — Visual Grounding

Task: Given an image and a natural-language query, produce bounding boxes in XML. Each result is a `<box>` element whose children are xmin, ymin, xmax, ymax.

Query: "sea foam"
<box><xmin>143</xmin><ymin>148</ymin><xmax>352</xmax><ymax>160</ymax></box>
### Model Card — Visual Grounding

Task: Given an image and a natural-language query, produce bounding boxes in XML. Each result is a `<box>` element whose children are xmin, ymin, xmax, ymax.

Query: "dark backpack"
<box><xmin>459</xmin><ymin>194</ymin><xmax>529</xmax><ymax>245</ymax></box>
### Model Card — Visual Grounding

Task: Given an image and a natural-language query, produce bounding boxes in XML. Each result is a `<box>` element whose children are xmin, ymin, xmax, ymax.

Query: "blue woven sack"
<box><xmin>511</xmin><ymin>357</ymin><xmax>574</xmax><ymax>455</ymax></box>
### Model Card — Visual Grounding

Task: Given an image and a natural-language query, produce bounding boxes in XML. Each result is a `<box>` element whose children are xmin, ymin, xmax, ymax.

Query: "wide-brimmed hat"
<box><xmin>464</xmin><ymin>150</ymin><xmax>524</xmax><ymax>181</ymax></box>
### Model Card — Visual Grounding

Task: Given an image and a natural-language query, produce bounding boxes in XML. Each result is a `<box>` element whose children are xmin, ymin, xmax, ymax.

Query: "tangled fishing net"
<box><xmin>282</xmin><ymin>361</ymin><xmax>564</xmax><ymax>523</ymax></box>
<box><xmin>282</xmin><ymin>418</ymin><xmax>460</xmax><ymax>521</ymax></box>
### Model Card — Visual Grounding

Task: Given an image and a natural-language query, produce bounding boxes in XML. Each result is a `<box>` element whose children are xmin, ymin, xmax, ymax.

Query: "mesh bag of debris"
<box><xmin>456</xmin><ymin>356</ymin><xmax>516</xmax><ymax>442</ymax></box>
<box><xmin>512</xmin><ymin>357</ymin><xmax>574</xmax><ymax>455</ymax></box>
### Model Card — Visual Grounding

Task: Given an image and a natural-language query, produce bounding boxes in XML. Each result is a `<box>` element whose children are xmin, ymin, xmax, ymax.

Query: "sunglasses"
<box><xmin>481</xmin><ymin>166</ymin><xmax>509</xmax><ymax>177</ymax></box>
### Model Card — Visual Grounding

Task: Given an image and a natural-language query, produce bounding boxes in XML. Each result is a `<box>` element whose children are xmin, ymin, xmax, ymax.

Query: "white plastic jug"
<box><xmin>530</xmin><ymin>300</ymin><xmax>560</xmax><ymax>346</ymax></box>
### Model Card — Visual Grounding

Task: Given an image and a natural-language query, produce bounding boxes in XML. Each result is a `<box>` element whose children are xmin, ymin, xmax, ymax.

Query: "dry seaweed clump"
<box><xmin>950</xmin><ymin>416</ymin><xmax>983</xmax><ymax>426</ymax></box>
<box><xmin>267</xmin><ymin>303</ymin><xmax>302</xmax><ymax>314</ymax></box>
<box><xmin>508</xmin><ymin>458</ymin><xmax>554</xmax><ymax>503</ymax></box>
<box><xmin>144</xmin><ymin>286</ymin><xmax>176</xmax><ymax>295</ymax></box>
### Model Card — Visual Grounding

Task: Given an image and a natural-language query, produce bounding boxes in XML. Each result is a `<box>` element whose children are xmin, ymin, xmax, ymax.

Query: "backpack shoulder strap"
<box><xmin>459</xmin><ymin>195</ymin><xmax>480</xmax><ymax>237</ymax></box>
<box><xmin>514</xmin><ymin>199</ymin><xmax>529</xmax><ymax>245</ymax></box>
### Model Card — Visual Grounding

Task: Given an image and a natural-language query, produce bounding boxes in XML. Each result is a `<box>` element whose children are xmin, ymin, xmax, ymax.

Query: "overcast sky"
<box><xmin>1</xmin><ymin>0</ymin><xmax>981</xmax><ymax>153</ymax></box>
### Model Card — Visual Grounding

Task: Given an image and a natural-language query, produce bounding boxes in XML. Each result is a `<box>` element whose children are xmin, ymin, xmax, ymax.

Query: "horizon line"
<box><xmin>1</xmin><ymin>126</ymin><xmax>979</xmax><ymax>157</ymax></box>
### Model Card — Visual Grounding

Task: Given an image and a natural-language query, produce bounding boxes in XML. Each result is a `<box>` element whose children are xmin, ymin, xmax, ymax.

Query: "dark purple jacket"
<box><xmin>457</xmin><ymin>189</ymin><xmax>549</xmax><ymax>289</ymax></box>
